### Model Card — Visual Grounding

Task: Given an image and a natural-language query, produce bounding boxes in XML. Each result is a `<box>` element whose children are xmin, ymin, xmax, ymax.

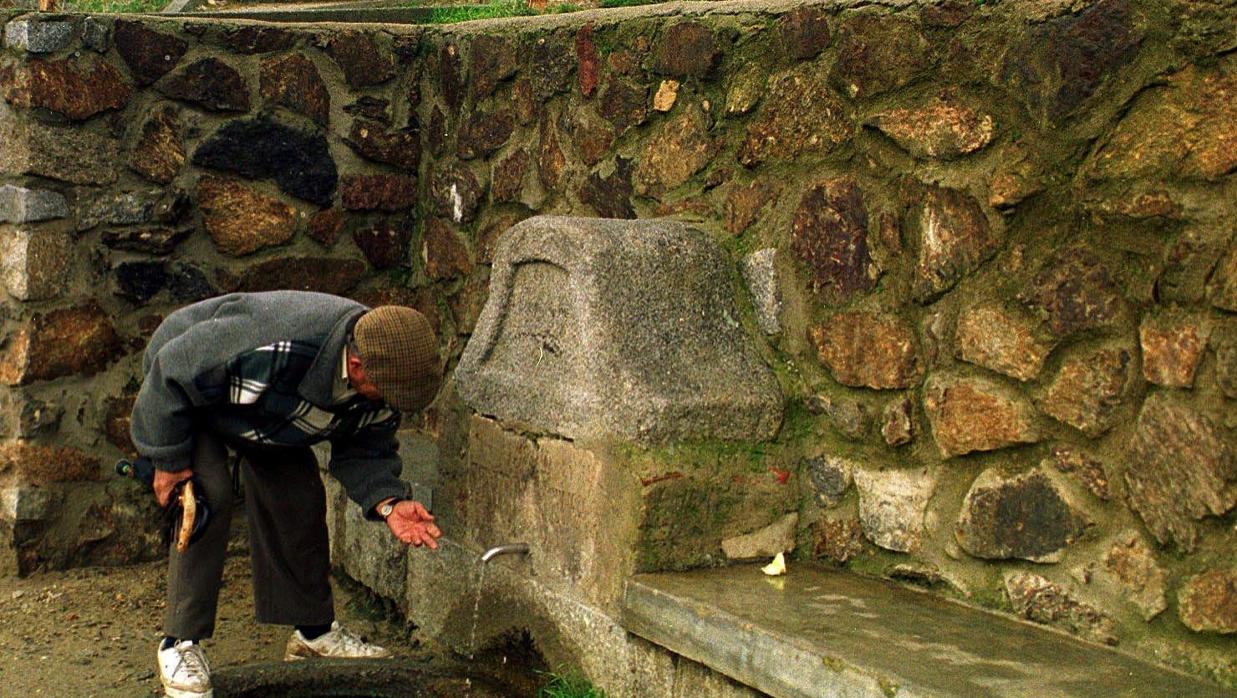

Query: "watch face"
<box><xmin>380</xmin><ymin>502</ymin><xmax>394</xmax><ymax>517</ymax></box>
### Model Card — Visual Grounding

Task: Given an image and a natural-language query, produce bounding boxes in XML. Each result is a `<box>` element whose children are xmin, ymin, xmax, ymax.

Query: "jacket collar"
<box><xmin>298</xmin><ymin>306</ymin><xmax>367</xmax><ymax>405</ymax></box>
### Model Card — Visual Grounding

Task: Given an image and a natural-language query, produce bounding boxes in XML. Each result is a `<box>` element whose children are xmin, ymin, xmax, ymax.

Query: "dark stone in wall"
<box><xmin>1003</xmin><ymin>0</ymin><xmax>1142</xmax><ymax>122</ymax></box>
<box><xmin>340</xmin><ymin>173</ymin><xmax>418</xmax><ymax>212</ymax></box>
<box><xmin>0</xmin><ymin>57</ymin><xmax>132</xmax><ymax>122</ymax></box>
<box><xmin>438</xmin><ymin>41</ymin><xmax>465</xmax><ymax>111</ymax></box>
<box><xmin>103</xmin><ymin>394</ymin><xmax>137</xmax><ymax>454</ymax></box>
<box><xmin>738</xmin><ymin>64</ymin><xmax>850</xmax><ymax>167</ymax></box>
<box><xmin>956</xmin><ymin>469</ymin><xmax>1088</xmax><ymax>562</ymax></box>
<box><xmin>102</xmin><ymin>227</ymin><xmax>192</xmax><ymax>256</ymax></box>
<box><xmin>724</xmin><ymin>179</ymin><xmax>777</xmax><ymax>236</ymax></box>
<box><xmin>306</xmin><ymin>208</ymin><xmax>346</xmax><ymax>247</ymax></box>
<box><xmin>423</xmin><ymin>217</ymin><xmax>473</xmax><ymax>281</ymax></box>
<box><xmin>491</xmin><ymin>149</ymin><xmax>529</xmax><ymax>203</ymax></box>
<box><xmin>344</xmin><ymin>96</ymin><xmax>392</xmax><ymax>125</ymax></box>
<box><xmin>353</xmin><ymin>219</ymin><xmax>412</xmax><ymax>269</ymax></box>
<box><xmin>576</xmin><ymin>25</ymin><xmax>599</xmax><ymax>97</ymax></box>
<box><xmin>224</xmin><ymin>26</ymin><xmax>297</xmax><ymax>55</ymax></box>
<box><xmin>114</xmin><ymin>21</ymin><xmax>188</xmax><ymax>87</ymax></box>
<box><xmin>129</xmin><ymin>104</ymin><xmax>184</xmax><ymax>185</ymax></box>
<box><xmin>599</xmin><ymin>78</ymin><xmax>648</xmax><ymax>133</ymax></box>
<box><xmin>654</xmin><ymin>22</ymin><xmax>720</xmax><ymax>78</ymax></box>
<box><xmin>470</xmin><ymin>35</ymin><xmax>517</xmax><ymax>99</ymax></box>
<box><xmin>191</xmin><ymin>117</ymin><xmax>338</xmax><ymax>206</ymax></box>
<box><xmin>157</xmin><ymin>58</ymin><xmax>250</xmax><ymax>113</ymax></box>
<box><xmin>167</xmin><ymin>262</ymin><xmax>217</xmax><ymax>302</ymax></box>
<box><xmin>77</xmin><ymin>188</ymin><xmax>189</xmax><ymax>232</ymax></box>
<box><xmin>114</xmin><ymin>260</ymin><xmax>167</xmax><ymax>304</ymax></box>
<box><xmin>528</xmin><ymin>31</ymin><xmax>575</xmax><ymax>101</ymax></box>
<box><xmin>457</xmin><ymin>108</ymin><xmax>514</xmax><ymax>160</ymax></box>
<box><xmin>260</xmin><ymin>53</ymin><xmax>330</xmax><ymax>126</ymax></box>
<box><xmin>777</xmin><ymin>7</ymin><xmax>831</xmax><ymax>61</ymax></box>
<box><xmin>579</xmin><ymin>157</ymin><xmax>636</xmax><ymax>219</ymax></box>
<box><xmin>792</xmin><ymin>178</ymin><xmax>877</xmax><ymax>303</ymax></box>
<box><xmin>219</xmin><ymin>256</ymin><xmax>366</xmax><ymax>294</ymax></box>
<box><xmin>429</xmin><ymin>164</ymin><xmax>483</xmax><ymax>224</ymax></box>
<box><xmin>326</xmin><ymin>31</ymin><xmax>396</xmax><ymax>88</ymax></box>
<box><xmin>345</xmin><ymin>119</ymin><xmax>419</xmax><ymax>171</ymax></box>
<box><xmin>1019</xmin><ymin>247</ymin><xmax>1123</xmax><ymax>337</ymax></box>
<box><xmin>538</xmin><ymin>112</ymin><xmax>566</xmax><ymax>191</ymax></box>
<box><xmin>920</xmin><ymin>0</ymin><xmax>973</xmax><ymax>28</ymax></box>
<box><xmin>830</xmin><ymin>13</ymin><xmax>932</xmax><ymax>99</ymax></box>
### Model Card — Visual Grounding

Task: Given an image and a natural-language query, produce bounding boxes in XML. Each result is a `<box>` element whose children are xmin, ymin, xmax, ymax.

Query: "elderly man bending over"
<box><xmin>131</xmin><ymin>290</ymin><xmax>443</xmax><ymax>698</ymax></box>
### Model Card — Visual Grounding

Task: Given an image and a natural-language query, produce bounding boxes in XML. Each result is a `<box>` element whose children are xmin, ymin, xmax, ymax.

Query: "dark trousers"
<box><xmin>163</xmin><ymin>432</ymin><xmax>334</xmax><ymax>640</ymax></box>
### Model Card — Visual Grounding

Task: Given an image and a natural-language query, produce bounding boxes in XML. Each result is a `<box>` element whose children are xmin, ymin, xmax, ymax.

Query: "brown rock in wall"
<box><xmin>636</xmin><ymin>106</ymin><xmax>717</xmax><ymax>193</ymax></box>
<box><xmin>353</xmin><ymin>219</ymin><xmax>411</xmax><ymax>269</ymax></box>
<box><xmin>538</xmin><ymin>113</ymin><xmax>567</xmax><ymax>191</ymax></box>
<box><xmin>157</xmin><ymin>58</ymin><xmax>250</xmax><ymax>113</ymax></box>
<box><xmin>340</xmin><ymin>174</ymin><xmax>418</xmax><ymax>212</ymax></box>
<box><xmin>345</xmin><ymin>120</ymin><xmax>420</xmax><ymax>171</ymax></box>
<box><xmin>923</xmin><ymin>373</ymin><xmax>1038</xmax><ymax>458</ymax></box>
<box><xmin>129</xmin><ymin>105</ymin><xmax>184</xmax><ymax>185</ymax></box>
<box><xmin>912</xmin><ymin>185</ymin><xmax>999</xmax><ymax>301</ymax></box>
<box><xmin>1086</xmin><ymin>56</ymin><xmax>1236</xmax><ymax>182</ymax></box>
<box><xmin>0</xmin><ymin>303</ymin><xmax>122</xmax><ymax>386</ymax></box>
<box><xmin>114</xmin><ymin>21</ymin><xmax>188</xmax><ymax>87</ymax></box>
<box><xmin>458</xmin><ymin>108</ymin><xmax>515</xmax><ymax>161</ymax></box>
<box><xmin>866</xmin><ymin>94</ymin><xmax>994</xmax><ymax>160</ymax></box>
<box><xmin>579</xmin><ymin>158</ymin><xmax>636</xmax><ymax>219</ymax></box>
<box><xmin>1213</xmin><ymin>319</ymin><xmax>1237</xmax><ymax>400</ymax></box>
<box><xmin>198</xmin><ymin>176</ymin><xmax>298</xmax><ymax>256</ymax></box>
<box><xmin>1158</xmin><ymin>224</ymin><xmax>1230</xmax><ymax>305</ymax></box>
<box><xmin>1019</xmin><ymin>247</ymin><xmax>1123</xmax><ymax>337</ymax></box>
<box><xmin>220</xmin><ymin>257</ymin><xmax>366</xmax><ymax>294</ymax></box>
<box><xmin>491</xmin><ymin>149</ymin><xmax>530</xmax><ymax>203</ymax></box>
<box><xmin>653</xmin><ymin>22</ymin><xmax>720</xmax><ymax>78</ymax></box>
<box><xmin>576</xmin><ymin>25</ymin><xmax>599</xmax><ymax>97</ymax></box>
<box><xmin>423</xmin><ymin>217</ymin><xmax>473</xmax><ymax>281</ymax></box>
<box><xmin>1046</xmin><ymin>446</ymin><xmax>1110</xmax><ymax>501</ymax></box>
<box><xmin>791</xmin><ymin>178</ymin><xmax>877</xmax><ymax>303</ymax></box>
<box><xmin>1209</xmin><ymin>240</ymin><xmax>1237</xmax><ymax>313</ymax></box>
<box><xmin>777</xmin><ymin>6</ymin><xmax>831</xmax><ymax>61</ymax></box>
<box><xmin>723</xmin><ymin>180</ymin><xmax>777</xmax><ymax>236</ymax></box>
<box><xmin>429</xmin><ymin>164</ymin><xmax>483</xmax><ymax>225</ymax></box>
<box><xmin>0</xmin><ymin>440</ymin><xmax>101</xmax><ymax>485</ymax></box>
<box><xmin>1004</xmin><ymin>572</ymin><xmax>1117</xmax><ymax>645</ymax></box>
<box><xmin>305</xmin><ymin>208</ymin><xmax>345</xmax><ymax>248</ymax></box>
<box><xmin>599</xmin><ymin>78</ymin><xmax>648</xmax><ymax>133</ymax></box>
<box><xmin>469</xmin><ymin>35</ymin><xmax>517</xmax><ymax>99</ymax></box>
<box><xmin>1037</xmin><ymin>345</ymin><xmax>1131</xmax><ymax>437</ymax></box>
<box><xmin>1178</xmin><ymin>569</ymin><xmax>1237</xmax><ymax>634</ymax></box>
<box><xmin>955</xmin><ymin>303</ymin><xmax>1055</xmax><ymax>382</ymax></box>
<box><xmin>738</xmin><ymin>65</ymin><xmax>850</xmax><ymax>167</ymax></box>
<box><xmin>0</xmin><ymin>57</ymin><xmax>131</xmax><ymax>121</ymax></box>
<box><xmin>260</xmin><ymin>53</ymin><xmax>330</xmax><ymax>126</ymax></box>
<box><xmin>224</xmin><ymin>26</ymin><xmax>297</xmax><ymax>54</ymax></box>
<box><xmin>1125</xmin><ymin>393</ymin><xmax>1237</xmax><ymax>552</ymax></box>
<box><xmin>1139</xmin><ymin>311</ymin><xmax>1209</xmax><ymax>388</ymax></box>
<box><xmin>1102</xmin><ymin>533</ymin><xmax>1167</xmax><ymax>621</ymax></box>
<box><xmin>830</xmin><ymin>12</ymin><xmax>933</xmax><ymax>99</ymax></box>
<box><xmin>326</xmin><ymin>31</ymin><xmax>395</xmax><ymax>88</ymax></box>
<box><xmin>810</xmin><ymin>311</ymin><xmax>920</xmax><ymax>389</ymax></box>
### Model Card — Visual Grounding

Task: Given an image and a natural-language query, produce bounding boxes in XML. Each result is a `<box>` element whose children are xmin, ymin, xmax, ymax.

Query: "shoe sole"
<box><xmin>162</xmin><ymin>685</ymin><xmax>213</xmax><ymax>698</ymax></box>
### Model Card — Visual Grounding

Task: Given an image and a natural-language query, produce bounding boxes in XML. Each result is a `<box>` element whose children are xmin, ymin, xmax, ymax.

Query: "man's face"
<box><xmin>346</xmin><ymin>350</ymin><xmax>384</xmax><ymax>402</ymax></box>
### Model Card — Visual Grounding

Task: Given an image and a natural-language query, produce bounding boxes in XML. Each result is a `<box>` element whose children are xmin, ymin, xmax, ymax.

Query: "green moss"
<box><xmin>61</xmin><ymin>0</ymin><xmax>164</xmax><ymax>12</ymax></box>
<box><xmin>420</xmin><ymin>0</ymin><xmax>583</xmax><ymax>24</ymax></box>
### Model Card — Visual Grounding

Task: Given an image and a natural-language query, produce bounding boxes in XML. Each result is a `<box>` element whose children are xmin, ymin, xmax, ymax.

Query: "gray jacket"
<box><xmin>130</xmin><ymin>291</ymin><xmax>409</xmax><ymax>517</ymax></box>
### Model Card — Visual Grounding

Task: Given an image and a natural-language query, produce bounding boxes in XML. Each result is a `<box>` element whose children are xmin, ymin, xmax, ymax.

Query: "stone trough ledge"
<box><xmin>456</xmin><ymin>215</ymin><xmax>784</xmax><ymax>444</ymax></box>
<box><xmin>623</xmin><ymin>564</ymin><xmax>1230</xmax><ymax>698</ymax></box>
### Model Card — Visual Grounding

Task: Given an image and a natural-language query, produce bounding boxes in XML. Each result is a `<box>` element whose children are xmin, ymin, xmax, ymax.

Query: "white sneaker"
<box><xmin>158</xmin><ymin>640</ymin><xmax>213</xmax><ymax>698</ymax></box>
<box><xmin>284</xmin><ymin>621</ymin><xmax>392</xmax><ymax>661</ymax></box>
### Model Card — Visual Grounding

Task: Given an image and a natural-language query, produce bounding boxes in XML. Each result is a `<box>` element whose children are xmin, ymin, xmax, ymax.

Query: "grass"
<box><xmin>16</xmin><ymin>0</ymin><xmax>166</xmax><ymax>11</ymax></box>
<box><xmin>423</xmin><ymin>0</ymin><xmax>582</xmax><ymax>23</ymax></box>
<box><xmin>537</xmin><ymin>670</ymin><xmax>607</xmax><ymax>698</ymax></box>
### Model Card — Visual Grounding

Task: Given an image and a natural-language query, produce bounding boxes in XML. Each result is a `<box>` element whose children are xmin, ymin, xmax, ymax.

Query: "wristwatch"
<box><xmin>377</xmin><ymin>498</ymin><xmax>403</xmax><ymax>519</ymax></box>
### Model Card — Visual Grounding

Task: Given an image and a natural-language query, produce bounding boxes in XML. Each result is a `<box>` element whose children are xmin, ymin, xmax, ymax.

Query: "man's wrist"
<box><xmin>375</xmin><ymin>497</ymin><xmax>404</xmax><ymax>519</ymax></box>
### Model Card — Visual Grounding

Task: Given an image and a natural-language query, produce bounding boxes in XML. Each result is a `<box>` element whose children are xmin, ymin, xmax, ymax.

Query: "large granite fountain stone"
<box><xmin>455</xmin><ymin>215</ymin><xmax>783</xmax><ymax>443</ymax></box>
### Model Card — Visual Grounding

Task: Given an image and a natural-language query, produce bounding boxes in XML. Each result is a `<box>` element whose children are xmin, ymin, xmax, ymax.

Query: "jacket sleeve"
<box><xmin>328</xmin><ymin>411</ymin><xmax>411</xmax><ymax>520</ymax></box>
<box><xmin>130</xmin><ymin>326</ymin><xmax>226</xmax><ymax>472</ymax></box>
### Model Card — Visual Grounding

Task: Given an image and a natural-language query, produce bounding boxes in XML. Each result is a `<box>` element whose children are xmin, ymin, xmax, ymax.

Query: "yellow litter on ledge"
<box><xmin>761</xmin><ymin>552</ymin><xmax>786</xmax><ymax>576</ymax></box>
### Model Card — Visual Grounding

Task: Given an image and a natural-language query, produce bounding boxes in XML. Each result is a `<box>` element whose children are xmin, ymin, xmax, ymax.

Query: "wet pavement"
<box><xmin>624</xmin><ymin>563</ymin><xmax>1230</xmax><ymax>698</ymax></box>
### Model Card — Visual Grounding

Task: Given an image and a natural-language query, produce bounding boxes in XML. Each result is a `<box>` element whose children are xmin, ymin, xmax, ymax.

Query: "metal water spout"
<box><xmin>479</xmin><ymin>543</ymin><xmax>530</xmax><ymax>564</ymax></box>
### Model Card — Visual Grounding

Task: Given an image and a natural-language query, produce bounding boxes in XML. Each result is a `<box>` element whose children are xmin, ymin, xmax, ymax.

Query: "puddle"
<box><xmin>213</xmin><ymin>659</ymin><xmax>521</xmax><ymax>697</ymax></box>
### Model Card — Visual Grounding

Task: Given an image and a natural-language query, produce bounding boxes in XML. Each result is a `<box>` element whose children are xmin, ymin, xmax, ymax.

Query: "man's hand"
<box><xmin>384</xmin><ymin>500</ymin><xmax>441</xmax><ymax>549</ymax></box>
<box><xmin>154</xmin><ymin>468</ymin><xmax>193</xmax><ymax>508</ymax></box>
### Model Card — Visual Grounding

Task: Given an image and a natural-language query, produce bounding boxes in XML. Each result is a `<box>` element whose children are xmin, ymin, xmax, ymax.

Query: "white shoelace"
<box><xmin>170</xmin><ymin>642</ymin><xmax>210</xmax><ymax>683</ymax></box>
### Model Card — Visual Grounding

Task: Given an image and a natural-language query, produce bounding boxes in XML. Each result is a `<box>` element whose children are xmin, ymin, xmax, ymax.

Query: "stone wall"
<box><xmin>1</xmin><ymin>0</ymin><xmax>1235</xmax><ymax>688</ymax></box>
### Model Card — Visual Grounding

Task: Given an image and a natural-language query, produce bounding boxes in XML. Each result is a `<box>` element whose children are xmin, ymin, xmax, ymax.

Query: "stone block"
<box><xmin>1178</xmin><ymin>569</ymin><xmax>1237</xmax><ymax>634</ymax></box>
<box><xmin>853</xmin><ymin>468</ymin><xmax>934</xmax><ymax>553</ymax></box>
<box><xmin>113</xmin><ymin>20</ymin><xmax>187</xmax><ymax>86</ymax></box>
<box><xmin>955</xmin><ymin>303</ymin><xmax>1054</xmax><ymax>382</ymax></box>
<box><xmin>0</xmin><ymin>185</ymin><xmax>67</xmax><ymax>225</ymax></box>
<box><xmin>192</xmin><ymin>117</ymin><xmax>337</xmax><ymax>206</ymax></box>
<box><xmin>1125</xmin><ymin>393</ymin><xmax>1236</xmax><ymax>551</ymax></box>
<box><xmin>830</xmin><ymin>12</ymin><xmax>932</xmax><ymax>99</ymax></box>
<box><xmin>1004</xmin><ymin>571</ymin><xmax>1117</xmax><ymax>645</ymax></box>
<box><xmin>1045</xmin><ymin>446</ymin><xmax>1110</xmax><ymax>501</ymax></box>
<box><xmin>805</xmin><ymin>455</ymin><xmax>852</xmax><ymax>507</ymax></box>
<box><xmin>197</xmin><ymin>176</ymin><xmax>297</xmax><ymax>256</ymax></box>
<box><xmin>880</xmin><ymin>395</ymin><xmax>914</xmax><ymax>447</ymax></box>
<box><xmin>0</xmin><ymin>439</ymin><xmax>101</xmax><ymax>485</ymax></box>
<box><xmin>260</xmin><ymin>53</ymin><xmax>329</xmax><ymax>126</ymax></box>
<box><xmin>738</xmin><ymin>63</ymin><xmax>850</xmax><ymax>167</ymax></box>
<box><xmin>1037</xmin><ymin>344</ymin><xmax>1132</xmax><ymax>437</ymax></box>
<box><xmin>340</xmin><ymin>174</ymin><xmax>418</xmax><ymax>212</ymax></box>
<box><xmin>791</xmin><ymin>178</ymin><xmax>877</xmax><ymax>303</ymax></box>
<box><xmin>76</xmin><ymin>188</ymin><xmax>188</xmax><ymax>232</ymax></box>
<box><xmin>653</xmin><ymin>22</ymin><xmax>720</xmax><ymax>78</ymax></box>
<box><xmin>740</xmin><ymin>248</ymin><xmax>781</xmax><ymax>336</ymax></box>
<box><xmin>4</xmin><ymin>20</ymin><xmax>73</xmax><ymax>54</ymax></box>
<box><xmin>129</xmin><ymin>104</ymin><xmax>184</xmax><ymax>185</ymax></box>
<box><xmin>0</xmin><ymin>56</ymin><xmax>131</xmax><ymax>121</ymax></box>
<box><xmin>635</xmin><ymin>106</ymin><xmax>717</xmax><ymax>193</ymax></box>
<box><xmin>0</xmin><ymin>303</ymin><xmax>121</xmax><ymax>385</ymax></box>
<box><xmin>1019</xmin><ymin>247</ymin><xmax>1123</xmax><ymax>337</ymax></box>
<box><xmin>1</xmin><ymin>225</ymin><xmax>71</xmax><ymax>301</ymax></box>
<box><xmin>1101</xmin><ymin>532</ymin><xmax>1166</xmax><ymax>621</ymax></box>
<box><xmin>0</xmin><ymin>104</ymin><xmax>121</xmax><ymax>185</ymax></box>
<box><xmin>219</xmin><ymin>257</ymin><xmax>365</xmax><ymax>295</ymax></box>
<box><xmin>1140</xmin><ymin>310</ymin><xmax>1209</xmax><ymax>387</ymax></box>
<box><xmin>721</xmin><ymin>512</ymin><xmax>797</xmax><ymax>561</ymax></box>
<box><xmin>810</xmin><ymin>311</ymin><xmax>920</xmax><ymax>389</ymax></box>
<box><xmin>923</xmin><ymin>373</ymin><xmax>1039</xmax><ymax>458</ymax></box>
<box><xmin>912</xmin><ymin>185</ymin><xmax>1000</xmax><ymax>301</ymax></box>
<box><xmin>866</xmin><ymin>94</ymin><xmax>994</xmax><ymax>160</ymax></box>
<box><xmin>156</xmin><ymin>57</ymin><xmax>249</xmax><ymax>113</ymax></box>
<box><xmin>956</xmin><ymin>468</ymin><xmax>1087</xmax><ymax>563</ymax></box>
<box><xmin>457</xmin><ymin>216</ymin><xmax>783</xmax><ymax>444</ymax></box>
<box><xmin>0</xmin><ymin>486</ymin><xmax>52</xmax><ymax>522</ymax></box>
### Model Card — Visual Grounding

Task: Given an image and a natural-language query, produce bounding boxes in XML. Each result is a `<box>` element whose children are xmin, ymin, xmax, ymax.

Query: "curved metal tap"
<box><xmin>479</xmin><ymin>542</ymin><xmax>530</xmax><ymax>564</ymax></box>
